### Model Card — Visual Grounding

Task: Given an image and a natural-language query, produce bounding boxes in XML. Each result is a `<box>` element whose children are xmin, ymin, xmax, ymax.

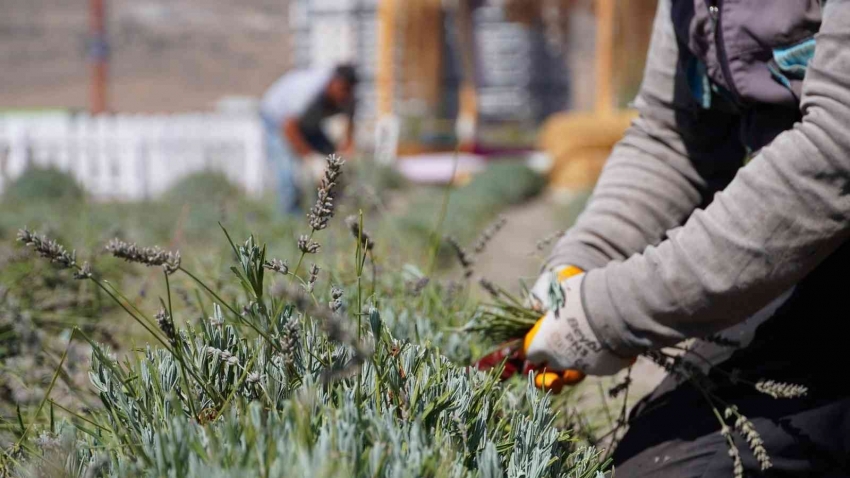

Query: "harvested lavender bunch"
<box><xmin>464</xmin><ymin>309</ymin><xmax>538</xmax><ymax>344</ymax></box>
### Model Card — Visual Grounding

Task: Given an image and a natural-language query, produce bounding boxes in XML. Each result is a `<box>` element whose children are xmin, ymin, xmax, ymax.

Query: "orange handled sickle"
<box><xmin>473</xmin><ymin>335</ymin><xmax>587</xmax><ymax>393</ymax></box>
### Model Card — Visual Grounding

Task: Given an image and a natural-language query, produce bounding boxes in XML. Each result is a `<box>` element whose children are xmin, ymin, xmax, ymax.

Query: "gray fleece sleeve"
<box><xmin>546</xmin><ymin>0</ymin><xmax>745</xmax><ymax>272</ymax></box>
<box><xmin>583</xmin><ymin>0</ymin><xmax>850</xmax><ymax>358</ymax></box>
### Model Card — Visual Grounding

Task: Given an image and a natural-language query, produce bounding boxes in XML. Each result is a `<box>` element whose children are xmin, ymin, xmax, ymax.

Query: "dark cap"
<box><xmin>334</xmin><ymin>63</ymin><xmax>358</xmax><ymax>86</ymax></box>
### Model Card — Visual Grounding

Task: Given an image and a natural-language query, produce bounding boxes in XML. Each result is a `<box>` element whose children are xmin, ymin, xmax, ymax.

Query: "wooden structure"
<box><xmin>302</xmin><ymin>0</ymin><xmax>654</xmax><ymax>173</ymax></box>
<box><xmin>374</xmin><ymin>0</ymin><xmax>572</xmax><ymax>156</ymax></box>
<box><xmin>534</xmin><ymin>0</ymin><xmax>653</xmax><ymax>192</ymax></box>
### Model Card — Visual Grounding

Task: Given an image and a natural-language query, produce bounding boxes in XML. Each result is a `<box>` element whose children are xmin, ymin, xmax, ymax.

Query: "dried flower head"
<box><xmin>297</xmin><ymin>235</ymin><xmax>321</xmax><ymax>254</ymax></box>
<box><xmin>17</xmin><ymin>228</ymin><xmax>76</xmax><ymax>269</ymax></box>
<box><xmin>702</xmin><ymin>334</ymin><xmax>741</xmax><ymax>348</ymax></box>
<box><xmin>444</xmin><ymin>236</ymin><xmax>474</xmax><ymax>277</ymax></box>
<box><xmin>247</xmin><ymin>372</ymin><xmax>261</xmax><ymax>384</ymax></box>
<box><xmin>444</xmin><ymin>280</ymin><xmax>465</xmax><ymax>299</ymax></box>
<box><xmin>330</xmin><ymin>286</ymin><xmax>344</xmax><ymax>312</ymax></box>
<box><xmin>720</xmin><ymin>424</ymin><xmax>745</xmax><ymax>478</ymax></box>
<box><xmin>755</xmin><ymin>380</ymin><xmax>808</xmax><ymax>399</ymax></box>
<box><xmin>308</xmin><ymin>154</ymin><xmax>345</xmax><ymax>231</ymax></box>
<box><xmin>472</xmin><ymin>216</ymin><xmax>507</xmax><ymax>255</ymax></box>
<box><xmin>264</xmin><ymin>258</ymin><xmax>289</xmax><ymax>275</ymax></box>
<box><xmin>345</xmin><ymin>215</ymin><xmax>374</xmax><ymax>251</ymax></box>
<box><xmin>405</xmin><ymin>277</ymin><xmax>430</xmax><ymax>297</ymax></box>
<box><xmin>306</xmin><ymin>263</ymin><xmax>320</xmax><ymax>292</ymax></box>
<box><xmin>608</xmin><ymin>376</ymin><xmax>633</xmax><ymax>398</ymax></box>
<box><xmin>530</xmin><ymin>230</ymin><xmax>566</xmax><ymax>255</ymax></box>
<box><xmin>74</xmin><ymin>261</ymin><xmax>93</xmax><ymax>280</ymax></box>
<box><xmin>155</xmin><ymin>308</ymin><xmax>176</xmax><ymax>346</ymax></box>
<box><xmin>279</xmin><ymin>317</ymin><xmax>301</xmax><ymax>369</ymax></box>
<box><xmin>106</xmin><ymin>238</ymin><xmax>181</xmax><ymax>274</ymax></box>
<box><xmin>478</xmin><ymin>278</ymin><xmax>500</xmax><ymax>299</ymax></box>
<box><xmin>726</xmin><ymin>406</ymin><xmax>772</xmax><ymax>471</ymax></box>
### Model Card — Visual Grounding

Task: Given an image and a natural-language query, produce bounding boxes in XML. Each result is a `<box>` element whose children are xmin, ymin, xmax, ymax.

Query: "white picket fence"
<box><xmin>0</xmin><ymin>113</ymin><xmax>266</xmax><ymax>201</ymax></box>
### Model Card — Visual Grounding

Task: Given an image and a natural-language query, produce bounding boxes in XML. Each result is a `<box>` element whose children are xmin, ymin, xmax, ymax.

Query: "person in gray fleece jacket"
<box><xmin>523</xmin><ymin>0</ymin><xmax>850</xmax><ymax>475</ymax></box>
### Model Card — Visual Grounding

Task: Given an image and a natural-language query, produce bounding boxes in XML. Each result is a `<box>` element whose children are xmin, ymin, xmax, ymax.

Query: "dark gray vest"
<box><xmin>672</xmin><ymin>0</ymin><xmax>823</xmax><ymax>152</ymax></box>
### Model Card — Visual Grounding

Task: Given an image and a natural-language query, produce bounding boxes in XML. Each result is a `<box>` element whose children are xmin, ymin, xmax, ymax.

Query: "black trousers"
<box><xmin>612</xmin><ymin>381</ymin><xmax>850</xmax><ymax>476</ymax></box>
<box><xmin>612</xmin><ymin>242</ymin><xmax>850</xmax><ymax>477</ymax></box>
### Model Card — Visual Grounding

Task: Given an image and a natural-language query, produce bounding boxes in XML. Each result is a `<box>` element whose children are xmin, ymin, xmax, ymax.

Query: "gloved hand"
<box><xmin>525</xmin><ymin>265</ymin><xmax>589</xmax><ymax>392</ymax></box>
<box><xmin>523</xmin><ymin>271</ymin><xmax>633</xmax><ymax>384</ymax></box>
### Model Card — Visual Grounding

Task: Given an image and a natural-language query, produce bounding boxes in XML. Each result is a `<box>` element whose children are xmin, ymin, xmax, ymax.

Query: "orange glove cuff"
<box><xmin>556</xmin><ymin>265</ymin><xmax>584</xmax><ymax>282</ymax></box>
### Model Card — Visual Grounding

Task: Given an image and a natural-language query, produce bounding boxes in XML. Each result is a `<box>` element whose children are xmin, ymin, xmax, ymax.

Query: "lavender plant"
<box><xmin>2</xmin><ymin>155</ymin><xmax>609</xmax><ymax>478</ymax></box>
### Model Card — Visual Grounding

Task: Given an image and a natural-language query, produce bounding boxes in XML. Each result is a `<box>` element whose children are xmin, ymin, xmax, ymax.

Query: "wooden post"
<box><xmin>89</xmin><ymin>0</ymin><xmax>108</xmax><ymax>114</ymax></box>
<box><xmin>594</xmin><ymin>0</ymin><xmax>614</xmax><ymax>114</ymax></box>
<box><xmin>402</xmin><ymin>0</ymin><xmax>443</xmax><ymax>109</ymax></box>
<box><xmin>376</xmin><ymin>0</ymin><xmax>396</xmax><ymax>118</ymax></box>
<box><xmin>454</xmin><ymin>0</ymin><xmax>477</xmax><ymax>152</ymax></box>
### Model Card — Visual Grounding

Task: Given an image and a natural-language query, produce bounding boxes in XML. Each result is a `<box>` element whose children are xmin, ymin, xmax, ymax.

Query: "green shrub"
<box><xmin>6</xmin><ymin>226</ymin><xmax>609</xmax><ymax>477</ymax></box>
<box><xmin>3</xmin><ymin>166</ymin><xmax>85</xmax><ymax>203</ymax></box>
<box><xmin>162</xmin><ymin>171</ymin><xmax>244</xmax><ymax>206</ymax></box>
<box><xmin>4</xmin><ymin>156</ymin><xmax>607</xmax><ymax>476</ymax></box>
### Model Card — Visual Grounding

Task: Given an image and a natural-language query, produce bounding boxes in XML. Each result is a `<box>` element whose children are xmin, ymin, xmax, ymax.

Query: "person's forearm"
<box><xmin>583</xmin><ymin>0</ymin><xmax>850</xmax><ymax>357</ymax></box>
<box><xmin>547</xmin><ymin>0</ymin><xmax>743</xmax><ymax>272</ymax></box>
<box><xmin>282</xmin><ymin>119</ymin><xmax>313</xmax><ymax>157</ymax></box>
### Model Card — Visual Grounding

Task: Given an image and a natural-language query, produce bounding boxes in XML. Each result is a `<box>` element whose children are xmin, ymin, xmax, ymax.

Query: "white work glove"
<box><xmin>528</xmin><ymin>265</ymin><xmax>582</xmax><ymax>311</ymax></box>
<box><xmin>523</xmin><ymin>272</ymin><xmax>632</xmax><ymax>376</ymax></box>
